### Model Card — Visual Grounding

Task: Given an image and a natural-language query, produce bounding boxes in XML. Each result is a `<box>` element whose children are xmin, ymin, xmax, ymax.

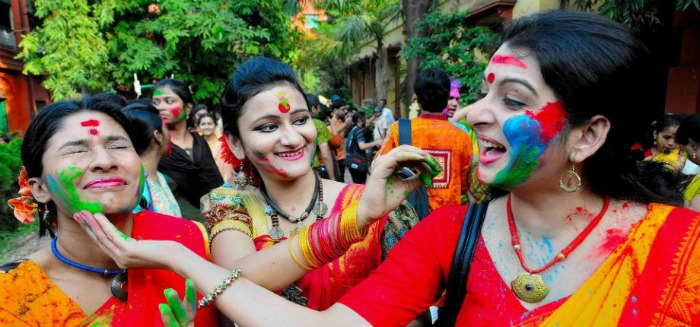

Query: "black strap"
<box><xmin>398</xmin><ymin>118</ymin><xmax>411</xmax><ymax>145</ymax></box>
<box><xmin>435</xmin><ymin>201</ymin><xmax>489</xmax><ymax>326</ymax></box>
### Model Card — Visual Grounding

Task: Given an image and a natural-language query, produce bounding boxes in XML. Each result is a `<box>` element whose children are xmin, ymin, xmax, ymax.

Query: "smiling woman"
<box><xmin>0</xmin><ymin>97</ymin><xmax>217</xmax><ymax>326</ymax></box>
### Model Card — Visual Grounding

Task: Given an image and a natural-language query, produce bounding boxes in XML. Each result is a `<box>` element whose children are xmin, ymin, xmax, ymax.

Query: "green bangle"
<box><xmin>197</xmin><ymin>268</ymin><xmax>242</xmax><ymax>309</ymax></box>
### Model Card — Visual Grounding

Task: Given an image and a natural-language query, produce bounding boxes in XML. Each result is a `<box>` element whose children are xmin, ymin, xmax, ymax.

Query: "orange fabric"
<box><xmin>330</xmin><ymin>122</ymin><xmax>346</xmax><ymax>160</ymax></box>
<box><xmin>0</xmin><ymin>211</ymin><xmax>219</xmax><ymax>326</ymax></box>
<box><xmin>378</xmin><ymin>115</ymin><xmax>473</xmax><ymax>210</ymax></box>
<box><xmin>253</xmin><ymin>184</ymin><xmax>388</xmax><ymax>310</ymax></box>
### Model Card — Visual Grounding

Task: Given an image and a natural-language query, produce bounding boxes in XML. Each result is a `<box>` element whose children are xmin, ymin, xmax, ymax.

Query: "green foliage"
<box><xmin>400</xmin><ymin>10</ymin><xmax>500</xmax><ymax>104</ymax></box>
<box><xmin>20</xmin><ymin>0</ymin><xmax>296</xmax><ymax>103</ymax></box>
<box><xmin>561</xmin><ymin>0</ymin><xmax>700</xmax><ymax>31</ymax></box>
<box><xmin>0</xmin><ymin>138</ymin><xmax>24</xmax><ymax>234</ymax></box>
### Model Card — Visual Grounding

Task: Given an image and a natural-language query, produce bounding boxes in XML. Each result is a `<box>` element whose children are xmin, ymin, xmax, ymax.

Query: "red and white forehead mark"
<box><xmin>490</xmin><ymin>54</ymin><xmax>528</xmax><ymax>69</ymax></box>
<box><xmin>275</xmin><ymin>92</ymin><xmax>291</xmax><ymax>114</ymax></box>
<box><xmin>80</xmin><ymin>119</ymin><xmax>100</xmax><ymax>136</ymax></box>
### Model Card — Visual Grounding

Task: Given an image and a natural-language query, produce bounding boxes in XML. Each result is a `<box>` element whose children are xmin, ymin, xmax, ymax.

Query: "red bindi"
<box><xmin>487</xmin><ymin>73</ymin><xmax>495</xmax><ymax>84</ymax></box>
<box><xmin>490</xmin><ymin>55</ymin><xmax>528</xmax><ymax>69</ymax></box>
<box><xmin>80</xmin><ymin>120</ymin><xmax>100</xmax><ymax>136</ymax></box>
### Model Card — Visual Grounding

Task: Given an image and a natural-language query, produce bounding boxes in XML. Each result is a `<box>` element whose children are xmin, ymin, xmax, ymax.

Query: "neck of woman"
<box><xmin>53</xmin><ymin>213</ymin><xmax>134</xmax><ymax>271</ymax></box>
<box><xmin>202</xmin><ymin>133</ymin><xmax>217</xmax><ymax>143</ymax></box>
<box><xmin>260</xmin><ymin>170</ymin><xmax>317</xmax><ymax>215</ymax></box>
<box><xmin>140</xmin><ymin>149</ymin><xmax>160</xmax><ymax>182</ymax></box>
<box><xmin>168</xmin><ymin>121</ymin><xmax>190</xmax><ymax>146</ymax></box>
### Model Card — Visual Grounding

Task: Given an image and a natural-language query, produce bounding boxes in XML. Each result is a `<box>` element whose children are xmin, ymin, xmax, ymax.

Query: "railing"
<box><xmin>0</xmin><ymin>25</ymin><xmax>16</xmax><ymax>50</ymax></box>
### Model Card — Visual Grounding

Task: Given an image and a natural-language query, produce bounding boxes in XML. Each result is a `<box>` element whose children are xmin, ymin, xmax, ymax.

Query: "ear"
<box><xmin>568</xmin><ymin>115</ymin><xmax>610</xmax><ymax>163</ymax></box>
<box><xmin>225</xmin><ymin>132</ymin><xmax>246</xmax><ymax>161</ymax></box>
<box><xmin>28</xmin><ymin>177</ymin><xmax>52</xmax><ymax>204</ymax></box>
<box><xmin>153</xmin><ymin>130</ymin><xmax>164</xmax><ymax>147</ymax></box>
<box><xmin>185</xmin><ymin>103</ymin><xmax>194</xmax><ymax>116</ymax></box>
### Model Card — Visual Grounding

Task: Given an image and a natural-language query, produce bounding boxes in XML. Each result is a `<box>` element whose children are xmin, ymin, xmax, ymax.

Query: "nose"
<box><xmin>279</xmin><ymin>124</ymin><xmax>305</xmax><ymax>147</ymax></box>
<box><xmin>88</xmin><ymin>146</ymin><xmax>119</xmax><ymax>172</ymax></box>
<box><xmin>465</xmin><ymin>99</ymin><xmax>495</xmax><ymax>131</ymax></box>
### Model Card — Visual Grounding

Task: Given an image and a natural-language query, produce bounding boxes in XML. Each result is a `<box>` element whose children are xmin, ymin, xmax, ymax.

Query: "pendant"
<box><xmin>110</xmin><ymin>272</ymin><xmax>128</xmax><ymax>302</ymax></box>
<box><xmin>511</xmin><ymin>272</ymin><xmax>549</xmax><ymax>303</ymax></box>
<box><xmin>313</xmin><ymin>202</ymin><xmax>328</xmax><ymax>217</ymax></box>
<box><xmin>264</xmin><ymin>205</ymin><xmax>276</xmax><ymax>217</ymax></box>
<box><xmin>269</xmin><ymin>226</ymin><xmax>285</xmax><ymax>243</ymax></box>
<box><xmin>282</xmin><ymin>283</ymin><xmax>308</xmax><ymax>307</ymax></box>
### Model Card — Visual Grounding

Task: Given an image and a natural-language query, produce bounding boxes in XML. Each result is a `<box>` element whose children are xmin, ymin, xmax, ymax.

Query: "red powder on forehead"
<box><xmin>490</xmin><ymin>55</ymin><xmax>528</xmax><ymax>69</ymax></box>
<box><xmin>80</xmin><ymin>120</ymin><xmax>100</xmax><ymax>128</ymax></box>
<box><xmin>487</xmin><ymin>73</ymin><xmax>495</xmax><ymax>84</ymax></box>
<box><xmin>526</xmin><ymin>101</ymin><xmax>567</xmax><ymax>143</ymax></box>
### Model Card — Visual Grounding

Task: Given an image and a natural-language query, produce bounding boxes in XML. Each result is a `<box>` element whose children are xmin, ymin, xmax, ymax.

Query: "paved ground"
<box><xmin>0</xmin><ymin>232</ymin><xmax>50</xmax><ymax>263</ymax></box>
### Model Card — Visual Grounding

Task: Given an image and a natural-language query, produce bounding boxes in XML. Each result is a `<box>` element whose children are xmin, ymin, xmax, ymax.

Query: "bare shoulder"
<box><xmin>321</xmin><ymin>179</ymin><xmax>352</xmax><ymax>202</ymax></box>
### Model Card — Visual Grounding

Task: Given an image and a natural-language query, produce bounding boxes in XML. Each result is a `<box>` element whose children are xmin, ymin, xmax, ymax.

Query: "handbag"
<box><xmin>398</xmin><ymin>119</ymin><xmax>431</xmax><ymax>220</ymax></box>
<box><xmin>434</xmin><ymin>201</ymin><xmax>489</xmax><ymax>326</ymax></box>
<box><xmin>345</xmin><ymin>127</ymin><xmax>369</xmax><ymax>173</ymax></box>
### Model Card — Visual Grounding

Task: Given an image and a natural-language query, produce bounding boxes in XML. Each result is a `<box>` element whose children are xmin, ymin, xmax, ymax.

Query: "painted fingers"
<box><xmin>160</xmin><ymin>280</ymin><xmax>196</xmax><ymax>327</ymax></box>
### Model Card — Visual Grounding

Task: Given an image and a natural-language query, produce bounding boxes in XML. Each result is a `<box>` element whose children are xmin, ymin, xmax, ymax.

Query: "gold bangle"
<box><xmin>288</xmin><ymin>233</ymin><xmax>313</xmax><ymax>270</ymax></box>
<box><xmin>340</xmin><ymin>202</ymin><xmax>368</xmax><ymax>243</ymax></box>
<box><xmin>197</xmin><ymin>268</ymin><xmax>242</xmax><ymax>309</ymax></box>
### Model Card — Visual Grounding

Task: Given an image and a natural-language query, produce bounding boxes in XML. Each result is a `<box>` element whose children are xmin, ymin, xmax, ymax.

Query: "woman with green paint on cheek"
<box><xmin>0</xmin><ymin>97</ymin><xmax>218</xmax><ymax>326</ymax></box>
<box><xmin>152</xmin><ymin>79</ymin><xmax>224</xmax><ymax>222</ymax></box>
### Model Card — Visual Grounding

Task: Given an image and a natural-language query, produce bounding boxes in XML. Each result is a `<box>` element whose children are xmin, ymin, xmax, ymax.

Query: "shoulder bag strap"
<box><xmin>398</xmin><ymin>118</ymin><xmax>411</xmax><ymax>146</ymax></box>
<box><xmin>435</xmin><ymin>201</ymin><xmax>489</xmax><ymax>326</ymax></box>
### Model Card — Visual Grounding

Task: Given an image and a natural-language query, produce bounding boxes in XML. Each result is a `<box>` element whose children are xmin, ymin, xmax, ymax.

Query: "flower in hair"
<box><xmin>7</xmin><ymin>167</ymin><xmax>37</xmax><ymax>224</ymax></box>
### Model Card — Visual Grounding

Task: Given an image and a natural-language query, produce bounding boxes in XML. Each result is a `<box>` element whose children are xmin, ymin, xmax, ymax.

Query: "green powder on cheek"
<box><xmin>48</xmin><ymin>166</ymin><xmax>103</xmax><ymax>215</ymax></box>
<box><xmin>493</xmin><ymin>146</ymin><xmax>542</xmax><ymax>187</ymax></box>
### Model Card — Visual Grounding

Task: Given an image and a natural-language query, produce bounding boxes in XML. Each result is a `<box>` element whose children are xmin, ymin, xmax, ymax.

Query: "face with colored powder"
<box><xmin>39</xmin><ymin>111</ymin><xmax>144</xmax><ymax>218</ymax></box>
<box><xmin>230</xmin><ymin>83</ymin><xmax>316</xmax><ymax>181</ymax></box>
<box><xmin>467</xmin><ymin>45</ymin><xmax>568</xmax><ymax>189</ymax></box>
<box><xmin>152</xmin><ymin>86</ymin><xmax>190</xmax><ymax>126</ymax></box>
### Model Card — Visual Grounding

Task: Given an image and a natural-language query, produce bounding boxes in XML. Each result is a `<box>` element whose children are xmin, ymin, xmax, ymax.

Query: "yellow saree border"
<box><xmin>539</xmin><ymin>204</ymin><xmax>674</xmax><ymax>326</ymax></box>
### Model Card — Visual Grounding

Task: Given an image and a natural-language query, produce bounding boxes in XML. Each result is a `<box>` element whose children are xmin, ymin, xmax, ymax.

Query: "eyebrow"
<box><xmin>499</xmin><ymin>77</ymin><xmax>539</xmax><ymax>97</ymax></box>
<box><xmin>251</xmin><ymin>108</ymin><xmax>310</xmax><ymax>125</ymax></box>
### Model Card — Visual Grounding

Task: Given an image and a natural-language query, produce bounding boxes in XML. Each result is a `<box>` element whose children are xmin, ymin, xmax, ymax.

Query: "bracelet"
<box><xmin>197</xmin><ymin>268</ymin><xmax>242</xmax><ymax>309</ymax></box>
<box><xmin>288</xmin><ymin>233</ymin><xmax>314</xmax><ymax>270</ymax></box>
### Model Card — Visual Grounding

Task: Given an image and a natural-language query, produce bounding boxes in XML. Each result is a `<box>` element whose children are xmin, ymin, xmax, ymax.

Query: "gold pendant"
<box><xmin>511</xmin><ymin>272</ymin><xmax>549</xmax><ymax>303</ymax></box>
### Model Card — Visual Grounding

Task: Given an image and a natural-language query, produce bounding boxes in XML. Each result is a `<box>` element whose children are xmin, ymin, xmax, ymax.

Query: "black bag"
<box><xmin>434</xmin><ymin>201</ymin><xmax>489</xmax><ymax>326</ymax></box>
<box><xmin>398</xmin><ymin>119</ymin><xmax>431</xmax><ymax>220</ymax></box>
<box><xmin>346</xmin><ymin>128</ymin><xmax>369</xmax><ymax>173</ymax></box>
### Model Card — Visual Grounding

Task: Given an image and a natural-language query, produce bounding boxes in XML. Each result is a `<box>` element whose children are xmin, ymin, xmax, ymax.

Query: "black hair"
<box><xmin>330</xmin><ymin>100</ymin><xmax>346</xmax><ymax>111</ymax></box>
<box><xmin>501</xmin><ymin>10</ymin><xmax>683</xmax><ymax>205</ymax></box>
<box><xmin>652</xmin><ymin>114</ymin><xmax>682</xmax><ymax>134</ymax></box>
<box><xmin>220</xmin><ymin>57</ymin><xmax>308</xmax><ymax>139</ymax></box>
<box><xmin>307</xmin><ymin>94</ymin><xmax>320</xmax><ymax>109</ymax></box>
<box><xmin>122</xmin><ymin>102</ymin><xmax>164</xmax><ymax>154</ymax></box>
<box><xmin>190</xmin><ymin>104</ymin><xmax>210</xmax><ymax>126</ymax></box>
<box><xmin>154</xmin><ymin>78</ymin><xmax>195</xmax><ymax>127</ymax></box>
<box><xmin>351</xmin><ymin>112</ymin><xmax>366</xmax><ymax>125</ymax></box>
<box><xmin>676</xmin><ymin>114</ymin><xmax>700</xmax><ymax>145</ymax></box>
<box><xmin>93</xmin><ymin>92</ymin><xmax>127</xmax><ymax>107</ymax></box>
<box><xmin>414</xmin><ymin>67</ymin><xmax>450</xmax><ymax>113</ymax></box>
<box><xmin>318</xmin><ymin>104</ymin><xmax>331</xmax><ymax>122</ymax></box>
<box><xmin>21</xmin><ymin>96</ymin><xmax>138</xmax><ymax>236</ymax></box>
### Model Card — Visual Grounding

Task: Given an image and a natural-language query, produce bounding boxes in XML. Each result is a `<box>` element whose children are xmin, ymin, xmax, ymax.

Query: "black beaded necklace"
<box><xmin>262</xmin><ymin>173</ymin><xmax>327</xmax><ymax>243</ymax></box>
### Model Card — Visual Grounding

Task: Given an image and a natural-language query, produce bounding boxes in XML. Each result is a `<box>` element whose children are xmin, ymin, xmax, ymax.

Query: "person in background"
<box><xmin>307</xmin><ymin>94</ymin><xmax>336</xmax><ymax>180</ymax></box>
<box><xmin>123</xmin><ymin>102</ymin><xmax>182</xmax><ymax>217</ymax></box>
<box><xmin>644</xmin><ymin>114</ymin><xmax>685</xmax><ymax>172</ymax></box>
<box><xmin>329</xmin><ymin>100</ymin><xmax>352</xmax><ymax>182</ymax></box>
<box><xmin>675</xmin><ymin>114</ymin><xmax>700</xmax><ymax>210</ymax></box>
<box><xmin>371</xmin><ymin>106</ymin><xmax>389</xmax><ymax>146</ymax></box>
<box><xmin>408</xmin><ymin>93</ymin><xmax>420</xmax><ymax>119</ymax></box>
<box><xmin>191</xmin><ymin>104</ymin><xmax>210</xmax><ymax>127</ymax></box>
<box><xmin>199</xmin><ymin>113</ymin><xmax>234</xmax><ymax>183</ymax></box>
<box><xmin>0</xmin><ymin>97</ymin><xmax>217</xmax><ymax>325</ymax></box>
<box><xmin>152</xmin><ymin>78</ymin><xmax>223</xmax><ymax>222</ymax></box>
<box><xmin>345</xmin><ymin>113</ymin><xmax>383</xmax><ymax>184</ymax></box>
<box><xmin>377</xmin><ymin>67</ymin><xmax>475</xmax><ymax>211</ymax></box>
<box><xmin>441</xmin><ymin>79</ymin><xmax>461</xmax><ymax>118</ymax></box>
<box><xmin>378</xmin><ymin>98</ymin><xmax>395</xmax><ymax>125</ymax></box>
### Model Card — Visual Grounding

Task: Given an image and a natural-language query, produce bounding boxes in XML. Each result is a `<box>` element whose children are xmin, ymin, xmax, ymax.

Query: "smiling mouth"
<box><xmin>276</xmin><ymin>148</ymin><xmax>304</xmax><ymax>161</ymax></box>
<box><xmin>84</xmin><ymin>177</ymin><xmax>127</xmax><ymax>189</ymax></box>
<box><xmin>479</xmin><ymin>139</ymin><xmax>507</xmax><ymax>164</ymax></box>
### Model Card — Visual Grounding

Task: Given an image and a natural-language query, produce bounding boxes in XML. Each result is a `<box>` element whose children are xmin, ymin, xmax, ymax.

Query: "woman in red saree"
<box><xmin>0</xmin><ymin>98</ymin><xmax>217</xmax><ymax>326</ymax></box>
<box><xmin>75</xmin><ymin>11</ymin><xmax>699</xmax><ymax>326</ymax></box>
<box><xmin>200</xmin><ymin>57</ymin><xmax>418</xmax><ymax>311</ymax></box>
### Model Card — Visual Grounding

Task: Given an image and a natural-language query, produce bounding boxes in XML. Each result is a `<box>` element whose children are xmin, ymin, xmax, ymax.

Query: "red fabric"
<box><xmin>254</xmin><ymin>184</ymin><xmax>388</xmax><ymax>310</ymax></box>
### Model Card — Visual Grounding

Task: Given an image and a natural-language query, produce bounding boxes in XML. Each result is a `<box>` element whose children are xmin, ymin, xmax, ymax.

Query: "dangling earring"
<box><xmin>559</xmin><ymin>164</ymin><xmax>581</xmax><ymax>193</ymax></box>
<box><xmin>233</xmin><ymin>160</ymin><xmax>250</xmax><ymax>190</ymax></box>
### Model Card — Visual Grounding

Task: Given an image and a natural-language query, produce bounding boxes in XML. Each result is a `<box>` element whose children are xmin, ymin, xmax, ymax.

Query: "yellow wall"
<box><xmin>513</xmin><ymin>0</ymin><xmax>560</xmax><ymax>18</ymax></box>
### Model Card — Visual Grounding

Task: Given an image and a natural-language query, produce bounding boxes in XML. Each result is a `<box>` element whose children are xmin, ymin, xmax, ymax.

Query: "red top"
<box><xmin>338</xmin><ymin>205</ymin><xmax>567</xmax><ymax>326</ymax></box>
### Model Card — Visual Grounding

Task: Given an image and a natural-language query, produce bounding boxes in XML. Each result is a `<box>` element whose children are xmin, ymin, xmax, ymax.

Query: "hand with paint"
<box><xmin>160</xmin><ymin>279</ymin><xmax>197</xmax><ymax>327</ymax></box>
<box><xmin>356</xmin><ymin>145</ymin><xmax>442</xmax><ymax>229</ymax></box>
<box><xmin>74</xmin><ymin>210</ymin><xmax>184</xmax><ymax>269</ymax></box>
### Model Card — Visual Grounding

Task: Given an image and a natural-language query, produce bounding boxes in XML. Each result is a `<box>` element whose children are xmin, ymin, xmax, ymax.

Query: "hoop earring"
<box><xmin>233</xmin><ymin>161</ymin><xmax>250</xmax><ymax>190</ymax></box>
<box><xmin>559</xmin><ymin>164</ymin><xmax>581</xmax><ymax>193</ymax></box>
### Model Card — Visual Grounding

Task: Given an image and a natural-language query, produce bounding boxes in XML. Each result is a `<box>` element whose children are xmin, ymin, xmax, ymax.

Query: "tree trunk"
<box><xmin>375</xmin><ymin>44</ymin><xmax>390</xmax><ymax>106</ymax></box>
<box><xmin>402</xmin><ymin>0</ymin><xmax>434</xmax><ymax>114</ymax></box>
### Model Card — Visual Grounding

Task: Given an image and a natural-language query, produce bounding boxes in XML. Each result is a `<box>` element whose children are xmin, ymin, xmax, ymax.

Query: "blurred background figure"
<box><xmin>198</xmin><ymin>113</ymin><xmax>233</xmax><ymax>183</ymax></box>
<box><xmin>442</xmin><ymin>79</ymin><xmax>460</xmax><ymax>118</ymax></box>
<box><xmin>645</xmin><ymin>114</ymin><xmax>685</xmax><ymax>172</ymax></box>
<box><xmin>675</xmin><ymin>114</ymin><xmax>700</xmax><ymax>210</ymax></box>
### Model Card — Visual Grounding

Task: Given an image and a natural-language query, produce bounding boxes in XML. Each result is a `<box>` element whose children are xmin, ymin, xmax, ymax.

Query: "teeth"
<box><xmin>278</xmin><ymin>149</ymin><xmax>302</xmax><ymax>157</ymax></box>
<box><xmin>479</xmin><ymin>140</ymin><xmax>505</xmax><ymax>150</ymax></box>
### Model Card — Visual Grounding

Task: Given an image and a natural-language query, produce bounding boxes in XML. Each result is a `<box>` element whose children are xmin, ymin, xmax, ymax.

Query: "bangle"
<box><xmin>288</xmin><ymin>233</ymin><xmax>314</xmax><ymax>270</ymax></box>
<box><xmin>197</xmin><ymin>268</ymin><xmax>242</xmax><ymax>309</ymax></box>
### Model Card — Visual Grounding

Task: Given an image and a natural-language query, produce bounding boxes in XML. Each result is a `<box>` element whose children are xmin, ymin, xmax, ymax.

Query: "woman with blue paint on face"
<box><xmin>75</xmin><ymin>11</ymin><xmax>699</xmax><ymax>326</ymax></box>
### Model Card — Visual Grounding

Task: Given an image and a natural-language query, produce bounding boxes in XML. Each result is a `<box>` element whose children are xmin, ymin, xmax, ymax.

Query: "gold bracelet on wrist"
<box><xmin>197</xmin><ymin>268</ymin><xmax>243</xmax><ymax>309</ymax></box>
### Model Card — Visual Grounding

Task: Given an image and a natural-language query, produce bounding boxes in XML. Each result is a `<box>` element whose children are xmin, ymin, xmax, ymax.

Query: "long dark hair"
<box><xmin>219</xmin><ymin>57</ymin><xmax>308</xmax><ymax>139</ymax></box>
<box><xmin>122</xmin><ymin>102</ymin><xmax>164</xmax><ymax>154</ymax></box>
<box><xmin>501</xmin><ymin>10</ymin><xmax>683</xmax><ymax>205</ymax></box>
<box><xmin>676</xmin><ymin>114</ymin><xmax>700</xmax><ymax>146</ymax></box>
<box><xmin>21</xmin><ymin>97</ymin><xmax>138</xmax><ymax>236</ymax></box>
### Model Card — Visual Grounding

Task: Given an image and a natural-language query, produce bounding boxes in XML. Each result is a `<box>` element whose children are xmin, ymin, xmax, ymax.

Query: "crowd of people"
<box><xmin>1</xmin><ymin>9</ymin><xmax>699</xmax><ymax>326</ymax></box>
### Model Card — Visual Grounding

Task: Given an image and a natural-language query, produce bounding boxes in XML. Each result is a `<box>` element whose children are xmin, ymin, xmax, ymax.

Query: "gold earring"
<box><xmin>233</xmin><ymin>161</ymin><xmax>250</xmax><ymax>190</ymax></box>
<box><xmin>559</xmin><ymin>164</ymin><xmax>581</xmax><ymax>193</ymax></box>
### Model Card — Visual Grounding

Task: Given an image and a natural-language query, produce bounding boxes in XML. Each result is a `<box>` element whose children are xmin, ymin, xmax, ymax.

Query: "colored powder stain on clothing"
<box><xmin>492</xmin><ymin>101</ymin><xmax>567</xmax><ymax>187</ymax></box>
<box><xmin>487</xmin><ymin>73</ymin><xmax>495</xmax><ymax>84</ymax></box>
<box><xmin>275</xmin><ymin>92</ymin><xmax>291</xmax><ymax>113</ymax></box>
<box><xmin>80</xmin><ymin>119</ymin><xmax>100</xmax><ymax>136</ymax></box>
<box><xmin>47</xmin><ymin>166</ymin><xmax>103</xmax><ymax>215</ymax></box>
<box><xmin>490</xmin><ymin>54</ymin><xmax>528</xmax><ymax>69</ymax></box>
